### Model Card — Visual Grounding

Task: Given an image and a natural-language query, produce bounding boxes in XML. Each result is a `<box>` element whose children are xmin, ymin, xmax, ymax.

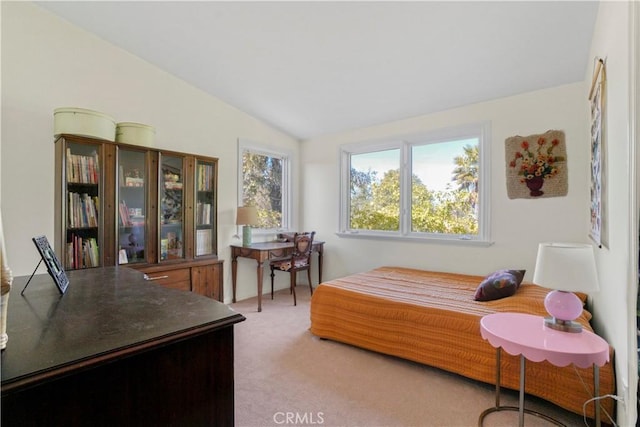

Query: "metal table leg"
<box><xmin>594</xmin><ymin>365</ymin><xmax>600</xmax><ymax>427</ymax></box>
<box><xmin>478</xmin><ymin>348</ymin><xmax>566</xmax><ymax>427</ymax></box>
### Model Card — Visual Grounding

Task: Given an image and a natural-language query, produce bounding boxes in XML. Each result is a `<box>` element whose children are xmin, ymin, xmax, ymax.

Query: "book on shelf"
<box><xmin>67</xmin><ymin>235</ymin><xmax>99</xmax><ymax>269</ymax></box>
<box><xmin>68</xmin><ymin>192</ymin><xmax>99</xmax><ymax>228</ymax></box>
<box><xmin>196</xmin><ymin>202</ymin><xmax>212</xmax><ymax>225</ymax></box>
<box><xmin>196</xmin><ymin>229</ymin><xmax>213</xmax><ymax>256</ymax></box>
<box><xmin>66</xmin><ymin>147</ymin><xmax>99</xmax><ymax>184</ymax></box>
<box><xmin>84</xmin><ymin>238</ymin><xmax>98</xmax><ymax>267</ymax></box>
<box><xmin>119</xmin><ymin>200</ymin><xmax>132</xmax><ymax>227</ymax></box>
<box><xmin>197</xmin><ymin>164</ymin><xmax>213</xmax><ymax>191</ymax></box>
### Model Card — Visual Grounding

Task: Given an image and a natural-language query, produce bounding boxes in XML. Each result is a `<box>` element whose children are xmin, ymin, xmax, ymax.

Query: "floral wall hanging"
<box><xmin>505</xmin><ymin>129</ymin><xmax>568</xmax><ymax>199</ymax></box>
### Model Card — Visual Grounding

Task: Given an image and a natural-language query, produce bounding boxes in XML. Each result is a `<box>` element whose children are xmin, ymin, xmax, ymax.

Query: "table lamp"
<box><xmin>533</xmin><ymin>242</ymin><xmax>599</xmax><ymax>333</ymax></box>
<box><xmin>236</xmin><ymin>206</ymin><xmax>259</xmax><ymax>246</ymax></box>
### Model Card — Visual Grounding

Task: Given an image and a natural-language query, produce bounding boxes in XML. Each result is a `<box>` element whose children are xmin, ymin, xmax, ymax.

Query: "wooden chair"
<box><xmin>270</xmin><ymin>231</ymin><xmax>316</xmax><ymax>306</ymax></box>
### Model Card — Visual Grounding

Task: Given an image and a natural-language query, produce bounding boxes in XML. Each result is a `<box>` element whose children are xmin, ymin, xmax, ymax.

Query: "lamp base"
<box><xmin>242</xmin><ymin>225</ymin><xmax>252</xmax><ymax>246</ymax></box>
<box><xmin>543</xmin><ymin>290</ymin><xmax>584</xmax><ymax>333</ymax></box>
<box><xmin>544</xmin><ymin>317</ymin><xmax>583</xmax><ymax>333</ymax></box>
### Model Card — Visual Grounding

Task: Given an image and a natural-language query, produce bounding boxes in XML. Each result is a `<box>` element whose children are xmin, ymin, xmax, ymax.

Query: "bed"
<box><xmin>309</xmin><ymin>266</ymin><xmax>615</xmax><ymax>420</ymax></box>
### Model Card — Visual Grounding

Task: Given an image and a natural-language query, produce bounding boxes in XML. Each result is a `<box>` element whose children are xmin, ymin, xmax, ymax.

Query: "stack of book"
<box><xmin>119</xmin><ymin>201</ymin><xmax>132</xmax><ymax>226</ymax></box>
<box><xmin>196</xmin><ymin>202</ymin><xmax>212</xmax><ymax>225</ymax></box>
<box><xmin>197</xmin><ymin>164</ymin><xmax>213</xmax><ymax>191</ymax></box>
<box><xmin>68</xmin><ymin>193</ymin><xmax>99</xmax><ymax>228</ymax></box>
<box><xmin>66</xmin><ymin>148</ymin><xmax>99</xmax><ymax>184</ymax></box>
<box><xmin>196</xmin><ymin>229</ymin><xmax>213</xmax><ymax>256</ymax></box>
<box><xmin>66</xmin><ymin>235</ymin><xmax>99</xmax><ymax>269</ymax></box>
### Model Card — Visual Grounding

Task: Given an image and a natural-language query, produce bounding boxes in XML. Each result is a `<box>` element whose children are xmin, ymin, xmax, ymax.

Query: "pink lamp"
<box><xmin>532</xmin><ymin>242</ymin><xmax>600</xmax><ymax>333</ymax></box>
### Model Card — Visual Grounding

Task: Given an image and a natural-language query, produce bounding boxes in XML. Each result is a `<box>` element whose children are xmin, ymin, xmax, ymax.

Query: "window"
<box><xmin>339</xmin><ymin>122</ymin><xmax>491</xmax><ymax>244</ymax></box>
<box><xmin>238</xmin><ymin>140</ymin><xmax>291</xmax><ymax>232</ymax></box>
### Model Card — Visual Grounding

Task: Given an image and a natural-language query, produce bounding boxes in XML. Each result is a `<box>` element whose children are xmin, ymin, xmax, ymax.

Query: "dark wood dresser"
<box><xmin>1</xmin><ymin>267</ymin><xmax>245</xmax><ymax>426</ymax></box>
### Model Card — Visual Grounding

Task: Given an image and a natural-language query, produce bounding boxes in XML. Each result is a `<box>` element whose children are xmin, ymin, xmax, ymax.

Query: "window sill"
<box><xmin>335</xmin><ymin>231</ymin><xmax>494</xmax><ymax>247</ymax></box>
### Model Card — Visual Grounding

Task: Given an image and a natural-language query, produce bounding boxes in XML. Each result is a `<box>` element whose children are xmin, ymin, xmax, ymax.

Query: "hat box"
<box><xmin>115</xmin><ymin>122</ymin><xmax>156</xmax><ymax>147</ymax></box>
<box><xmin>54</xmin><ymin>107</ymin><xmax>116</xmax><ymax>140</ymax></box>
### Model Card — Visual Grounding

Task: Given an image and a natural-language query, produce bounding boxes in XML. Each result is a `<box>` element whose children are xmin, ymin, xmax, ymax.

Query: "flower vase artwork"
<box><xmin>505</xmin><ymin>130</ymin><xmax>568</xmax><ymax>200</ymax></box>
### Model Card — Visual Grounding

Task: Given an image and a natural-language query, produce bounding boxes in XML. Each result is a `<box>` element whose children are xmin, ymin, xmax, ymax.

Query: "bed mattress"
<box><xmin>309</xmin><ymin>266</ymin><xmax>615</xmax><ymax>420</ymax></box>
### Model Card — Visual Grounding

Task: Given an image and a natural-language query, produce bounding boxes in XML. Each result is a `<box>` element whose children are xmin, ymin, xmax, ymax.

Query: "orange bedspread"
<box><xmin>309</xmin><ymin>266</ymin><xmax>615</xmax><ymax>420</ymax></box>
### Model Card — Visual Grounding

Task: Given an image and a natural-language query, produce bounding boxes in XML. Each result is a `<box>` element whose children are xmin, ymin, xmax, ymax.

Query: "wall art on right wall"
<box><xmin>589</xmin><ymin>57</ymin><xmax>606</xmax><ymax>248</ymax></box>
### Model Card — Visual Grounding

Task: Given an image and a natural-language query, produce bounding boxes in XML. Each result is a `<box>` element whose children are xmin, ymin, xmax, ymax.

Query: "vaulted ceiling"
<box><xmin>36</xmin><ymin>1</ymin><xmax>599</xmax><ymax>140</ymax></box>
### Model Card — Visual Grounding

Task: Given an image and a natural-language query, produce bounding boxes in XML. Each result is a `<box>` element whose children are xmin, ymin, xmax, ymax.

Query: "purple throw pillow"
<box><xmin>474</xmin><ymin>269</ymin><xmax>526</xmax><ymax>301</ymax></box>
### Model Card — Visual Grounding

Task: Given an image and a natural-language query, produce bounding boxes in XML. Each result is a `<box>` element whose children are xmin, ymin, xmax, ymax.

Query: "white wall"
<box><xmin>302</xmin><ymin>83</ymin><xmax>592</xmax><ymax>282</ymax></box>
<box><xmin>0</xmin><ymin>2</ymin><xmax>300</xmax><ymax>303</ymax></box>
<box><xmin>586</xmin><ymin>2</ymin><xmax>637</xmax><ymax>425</ymax></box>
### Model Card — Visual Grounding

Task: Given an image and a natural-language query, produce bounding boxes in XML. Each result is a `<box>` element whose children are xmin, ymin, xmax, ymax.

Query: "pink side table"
<box><xmin>479</xmin><ymin>312</ymin><xmax>609</xmax><ymax>427</ymax></box>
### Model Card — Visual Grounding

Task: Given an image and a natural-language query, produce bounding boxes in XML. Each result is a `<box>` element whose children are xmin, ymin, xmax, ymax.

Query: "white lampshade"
<box><xmin>533</xmin><ymin>242</ymin><xmax>599</xmax><ymax>293</ymax></box>
<box><xmin>236</xmin><ymin>206</ymin><xmax>259</xmax><ymax>226</ymax></box>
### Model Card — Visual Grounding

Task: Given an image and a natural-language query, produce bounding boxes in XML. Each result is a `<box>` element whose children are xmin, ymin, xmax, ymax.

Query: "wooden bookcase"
<box><xmin>54</xmin><ymin>134</ymin><xmax>223</xmax><ymax>301</ymax></box>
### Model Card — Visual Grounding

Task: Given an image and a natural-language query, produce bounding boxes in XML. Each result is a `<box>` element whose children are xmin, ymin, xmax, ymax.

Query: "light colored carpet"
<box><xmin>232</xmin><ymin>286</ymin><xmax>589</xmax><ymax>427</ymax></box>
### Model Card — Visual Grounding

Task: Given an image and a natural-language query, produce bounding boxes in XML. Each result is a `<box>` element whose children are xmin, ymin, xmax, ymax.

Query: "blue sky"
<box><xmin>351</xmin><ymin>138</ymin><xmax>476</xmax><ymax>192</ymax></box>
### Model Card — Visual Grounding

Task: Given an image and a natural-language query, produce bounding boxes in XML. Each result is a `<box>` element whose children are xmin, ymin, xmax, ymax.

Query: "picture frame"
<box><xmin>588</xmin><ymin>58</ymin><xmax>606</xmax><ymax>248</ymax></box>
<box><xmin>32</xmin><ymin>235</ymin><xmax>69</xmax><ymax>294</ymax></box>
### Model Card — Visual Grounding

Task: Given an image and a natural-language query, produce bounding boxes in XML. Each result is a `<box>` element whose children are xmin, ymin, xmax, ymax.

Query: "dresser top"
<box><xmin>1</xmin><ymin>266</ymin><xmax>244</xmax><ymax>388</ymax></box>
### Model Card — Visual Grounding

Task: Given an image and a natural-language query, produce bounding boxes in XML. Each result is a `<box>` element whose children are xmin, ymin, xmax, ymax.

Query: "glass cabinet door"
<box><xmin>195</xmin><ymin>159</ymin><xmax>217</xmax><ymax>257</ymax></box>
<box><xmin>117</xmin><ymin>148</ymin><xmax>147</xmax><ymax>264</ymax></box>
<box><xmin>160</xmin><ymin>154</ymin><xmax>185</xmax><ymax>261</ymax></box>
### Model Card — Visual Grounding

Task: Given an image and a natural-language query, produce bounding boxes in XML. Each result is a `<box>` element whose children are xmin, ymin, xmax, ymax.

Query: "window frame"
<box><xmin>338</xmin><ymin>122</ymin><xmax>492</xmax><ymax>246</ymax></box>
<box><xmin>237</xmin><ymin>139</ymin><xmax>292</xmax><ymax>235</ymax></box>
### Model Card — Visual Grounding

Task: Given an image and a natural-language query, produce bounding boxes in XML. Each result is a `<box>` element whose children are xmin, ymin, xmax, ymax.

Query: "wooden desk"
<box><xmin>2</xmin><ymin>267</ymin><xmax>245</xmax><ymax>427</ymax></box>
<box><xmin>231</xmin><ymin>240</ymin><xmax>324</xmax><ymax>312</ymax></box>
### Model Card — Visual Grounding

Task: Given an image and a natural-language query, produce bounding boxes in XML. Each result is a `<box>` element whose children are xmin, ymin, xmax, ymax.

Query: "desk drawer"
<box><xmin>144</xmin><ymin>268</ymin><xmax>191</xmax><ymax>292</ymax></box>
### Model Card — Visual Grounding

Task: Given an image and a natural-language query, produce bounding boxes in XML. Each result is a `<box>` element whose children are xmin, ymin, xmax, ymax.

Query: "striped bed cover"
<box><xmin>309</xmin><ymin>266</ymin><xmax>615</xmax><ymax>420</ymax></box>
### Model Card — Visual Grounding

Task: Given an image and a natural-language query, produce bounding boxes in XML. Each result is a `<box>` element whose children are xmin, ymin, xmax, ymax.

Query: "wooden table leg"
<box><xmin>317</xmin><ymin>248</ymin><xmax>323</xmax><ymax>284</ymax></box>
<box><xmin>256</xmin><ymin>260</ymin><xmax>264</xmax><ymax>312</ymax></box>
<box><xmin>231</xmin><ymin>256</ymin><xmax>238</xmax><ymax>303</ymax></box>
